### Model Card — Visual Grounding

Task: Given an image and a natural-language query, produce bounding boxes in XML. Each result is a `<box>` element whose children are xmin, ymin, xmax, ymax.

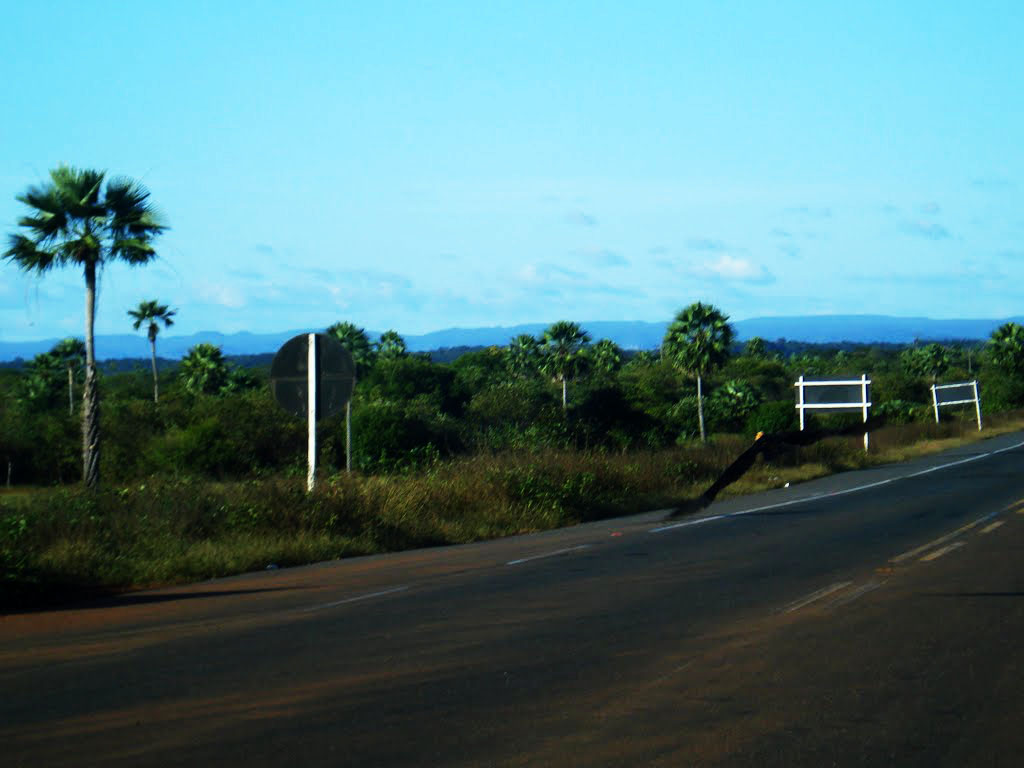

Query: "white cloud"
<box><xmin>693</xmin><ymin>255</ymin><xmax>774</xmax><ymax>284</ymax></box>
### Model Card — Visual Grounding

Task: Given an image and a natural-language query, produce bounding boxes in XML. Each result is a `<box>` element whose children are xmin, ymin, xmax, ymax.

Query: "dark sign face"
<box><xmin>802</xmin><ymin>383</ymin><xmax>869</xmax><ymax>407</ymax></box>
<box><xmin>934</xmin><ymin>383</ymin><xmax>976</xmax><ymax>405</ymax></box>
<box><xmin>270</xmin><ymin>334</ymin><xmax>356</xmax><ymax>420</ymax></box>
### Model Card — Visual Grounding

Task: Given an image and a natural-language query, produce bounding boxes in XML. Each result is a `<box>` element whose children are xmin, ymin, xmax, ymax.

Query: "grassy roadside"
<box><xmin>3</xmin><ymin>411</ymin><xmax>1022</xmax><ymax>610</ymax></box>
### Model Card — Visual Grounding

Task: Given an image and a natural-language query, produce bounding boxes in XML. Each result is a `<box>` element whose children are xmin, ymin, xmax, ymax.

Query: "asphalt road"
<box><xmin>3</xmin><ymin>432</ymin><xmax>1024</xmax><ymax>766</ymax></box>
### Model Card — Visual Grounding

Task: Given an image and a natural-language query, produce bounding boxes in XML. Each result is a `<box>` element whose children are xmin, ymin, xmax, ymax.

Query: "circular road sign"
<box><xmin>270</xmin><ymin>333</ymin><xmax>355</xmax><ymax>420</ymax></box>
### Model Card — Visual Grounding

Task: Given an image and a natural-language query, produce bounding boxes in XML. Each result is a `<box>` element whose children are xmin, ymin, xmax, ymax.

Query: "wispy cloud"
<box><xmin>971</xmin><ymin>176</ymin><xmax>1015</xmax><ymax>190</ymax></box>
<box><xmin>918</xmin><ymin>202</ymin><xmax>941</xmax><ymax>215</ymax></box>
<box><xmin>770</xmin><ymin>228</ymin><xmax>793</xmax><ymax>238</ymax></box>
<box><xmin>573</xmin><ymin>248</ymin><xmax>630</xmax><ymax>267</ymax></box>
<box><xmin>900</xmin><ymin>220</ymin><xmax>952</xmax><ymax>240</ymax></box>
<box><xmin>252</xmin><ymin>243</ymin><xmax>275</xmax><ymax>255</ymax></box>
<box><xmin>686</xmin><ymin>238</ymin><xmax>729</xmax><ymax>252</ymax></box>
<box><xmin>566</xmin><ymin>209</ymin><xmax>598</xmax><ymax>228</ymax></box>
<box><xmin>785</xmin><ymin>206</ymin><xmax>832</xmax><ymax>219</ymax></box>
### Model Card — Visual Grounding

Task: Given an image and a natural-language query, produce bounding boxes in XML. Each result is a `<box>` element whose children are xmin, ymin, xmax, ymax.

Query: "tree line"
<box><xmin>5</xmin><ymin>165</ymin><xmax>1024</xmax><ymax>488</ymax></box>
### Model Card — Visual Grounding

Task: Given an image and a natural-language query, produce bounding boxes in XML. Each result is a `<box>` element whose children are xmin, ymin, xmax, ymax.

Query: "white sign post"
<box><xmin>307</xmin><ymin>333</ymin><xmax>317</xmax><ymax>492</ymax></box>
<box><xmin>931</xmin><ymin>380</ymin><xmax>982</xmax><ymax>431</ymax></box>
<box><xmin>795</xmin><ymin>374</ymin><xmax>872</xmax><ymax>451</ymax></box>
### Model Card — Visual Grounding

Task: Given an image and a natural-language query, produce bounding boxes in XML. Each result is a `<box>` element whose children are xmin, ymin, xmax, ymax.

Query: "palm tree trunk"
<box><xmin>67</xmin><ymin>363</ymin><xmax>74</xmax><ymax>416</ymax></box>
<box><xmin>82</xmin><ymin>262</ymin><xmax>101</xmax><ymax>488</ymax></box>
<box><xmin>562</xmin><ymin>377</ymin><xmax>567</xmax><ymax>410</ymax></box>
<box><xmin>697</xmin><ymin>375</ymin><xmax>706</xmax><ymax>442</ymax></box>
<box><xmin>150</xmin><ymin>336</ymin><xmax>159</xmax><ymax>403</ymax></box>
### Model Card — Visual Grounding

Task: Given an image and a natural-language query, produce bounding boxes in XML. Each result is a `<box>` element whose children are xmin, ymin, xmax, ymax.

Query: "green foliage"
<box><xmin>744</xmin><ymin>400</ymin><xmax>798</xmax><ymax>436</ymax></box>
<box><xmin>128</xmin><ymin>299</ymin><xmax>176</xmax><ymax>341</ymax></box>
<box><xmin>662</xmin><ymin>302</ymin><xmax>735</xmax><ymax>377</ymax></box>
<box><xmin>505</xmin><ymin>333</ymin><xmax>541</xmax><ymax>379</ymax></box>
<box><xmin>179</xmin><ymin>343</ymin><xmax>229</xmax><ymax>395</ymax></box>
<box><xmin>987</xmin><ymin>322</ymin><xmax>1024</xmax><ymax>376</ymax></box>
<box><xmin>744</xmin><ymin>336</ymin><xmax>767</xmax><ymax>359</ymax></box>
<box><xmin>326</xmin><ymin>321</ymin><xmax>376</xmax><ymax>378</ymax></box>
<box><xmin>589</xmin><ymin>338</ymin><xmax>623</xmax><ymax>379</ymax></box>
<box><xmin>539</xmin><ymin>321</ymin><xmax>591</xmax><ymax>407</ymax></box>
<box><xmin>901</xmin><ymin>343</ymin><xmax>950</xmax><ymax>381</ymax></box>
<box><xmin>375</xmin><ymin>329</ymin><xmax>408</xmax><ymax>360</ymax></box>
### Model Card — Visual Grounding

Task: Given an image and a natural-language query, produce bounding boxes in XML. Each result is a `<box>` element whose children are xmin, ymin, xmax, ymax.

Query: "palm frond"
<box><xmin>4</xmin><ymin>234</ymin><xmax>61</xmax><ymax>272</ymax></box>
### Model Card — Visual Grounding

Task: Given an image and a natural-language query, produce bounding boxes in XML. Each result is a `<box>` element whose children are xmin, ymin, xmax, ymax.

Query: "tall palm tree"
<box><xmin>50</xmin><ymin>337</ymin><xmax>86</xmax><ymax>415</ymax></box>
<box><xmin>128</xmin><ymin>300</ymin><xmax>177</xmax><ymax>403</ymax></box>
<box><xmin>539</xmin><ymin>321</ymin><xmax>591</xmax><ymax>410</ymax></box>
<box><xmin>4</xmin><ymin>165</ymin><xmax>167</xmax><ymax>487</ymax></box>
<box><xmin>326</xmin><ymin>321</ymin><xmax>376</xmax><ymax>473</ymax></box>
<box><xmin>662</xmin><ymin>302</ymin><xmax>734</xmax><ymax>442</ymax></box>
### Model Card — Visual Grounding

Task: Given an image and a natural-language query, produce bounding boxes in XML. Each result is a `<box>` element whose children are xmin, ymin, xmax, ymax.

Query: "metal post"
<box><xmin>931</xmin><ymin>384</ymin><xmax>940</xmax><ymax>424</ymax></box>
<box><xmin>307</xmin><ymin>333</ymin><xmax>317</xmax><ymax>493</ymax></box>
<box><xmin>797</xmin><ymin>375</ymin><xmax>805</xmax><ymax>431</ymax></box>
<box><xmin>973</xmin><ymin>380</ymin><xmax>983</xmax><ymax>431</ymax></box>
<box><xmin>345</xmin><ymin>399</ymin><xmax>352</xmax><ymax>473</ymax></box>
<box><xmin>861</xmin><ymin>374</ymin><xmax>869</xmax><ymax>452</ymax></box>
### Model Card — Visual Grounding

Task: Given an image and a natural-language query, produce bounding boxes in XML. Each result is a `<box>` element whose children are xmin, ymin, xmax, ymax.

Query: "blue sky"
<box><xmin>2</xmin><ymin>1</ymin><xmax>1022</xmax><ymax>341</ymax></box>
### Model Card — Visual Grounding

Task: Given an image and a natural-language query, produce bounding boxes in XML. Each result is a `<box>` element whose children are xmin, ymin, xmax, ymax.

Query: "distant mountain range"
<box><xmin>1</xmin><ymin>315</ymin><xmax>1018</xmax><ymax>362</ymax></box>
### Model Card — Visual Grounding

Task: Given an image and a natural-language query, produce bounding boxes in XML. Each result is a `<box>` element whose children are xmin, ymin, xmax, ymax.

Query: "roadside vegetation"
<box><xmin>4</xmin><ymin>165</ymin><xmax>1024</xmax><ymax>608</ymax></box>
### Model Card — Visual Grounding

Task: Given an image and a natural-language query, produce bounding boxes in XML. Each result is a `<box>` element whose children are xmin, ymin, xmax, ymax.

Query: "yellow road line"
<box><xmin>920</xmin><ymin>541</ymin><xmax>966</xmax><ymax>562</ymax></box>
<box><xmin>980</xmin><ymin>520</ymin><xmax>1005</xmax><ymax>534</ymax></box>
<box><xmin>1005</xmin><ymin>498</ymin><xmax>1024</xmax><ymax>513</ymax></box>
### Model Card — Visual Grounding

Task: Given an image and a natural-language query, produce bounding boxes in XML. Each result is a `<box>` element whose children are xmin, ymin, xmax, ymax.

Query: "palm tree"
<box><xmin>539</xmin><ymin>321</ymin><xmax>591</xmax><ymax>410</ymax></box>
<box><xmin>179</xmin><ymin>343</ymin><xmax>229</xmax><ymax>395</ymax></box>
<box><xmin>506</xmin><ymin>333</ymin><xmax>541</xmax><ymax>379</ymax></box>
<box><xmin>326</xmin><ymin>321</ymin><xmax>376</xmax><ymax>473</ymax></box>
<box><xmin>376</xmin><ymin>329</ymin><xmax>408</xmax><ymax>360</ymax></box>
<box><xmin>128</xmin><ymin>300</ymin><xmax>177</xmax><ymax>403</ymax></box>
<box><xmin>662</xmin><ymin>302</ymin><xmax>735</xmax><ymax>442</ymax></box>
<box><xmin>590</xmin><ymin>338</ymin><xmax>623</xmax><ymax>379</ymax></box>
<box><xmin>4</xmin><ymin>165</ymin><xmax>167</xmax><ymax>487</ymax></box>
<box><xmin>50</xmin><ymin>337</ymin><xmax>86</xmax><ymax>415</ymax></box>
<box><xmin>987</xmin><ymin>322</ymin><xmax>1024</xmax><ymax>376</ymax></box>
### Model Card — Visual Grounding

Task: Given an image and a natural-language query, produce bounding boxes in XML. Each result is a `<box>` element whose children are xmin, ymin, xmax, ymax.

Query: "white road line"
<box><xmin>829</xmin><ymin>580</ymin><xmax>885</xmax><ymax>608</ymax></box>
<box><xmin>784</xmin><ymin>581</ymin><xmax>853</xmax><ymax>613</ymax></box>
<box><xmin>890</xmin><ymin>512</ymin><xmax>998</xmax><ymax>564</ymax></box>
<box><xmin>980</xmin><ymin>520</ymin><xmax>1005</xmax><ymax>534</ymax></box>
<box><xmin>649</xmin><ymin>514</ymin><xmax>727</xmax><ymax>533</ymax></box>
<box><xmin>920</xmin><ymin>541</ymin><xmax>966</xmax><ymax>562</ymax></box>
<box><xmin>649</xmin><ymin>438</ymin><xmax>1024</xmax><ymax>535</ymax></box>
<box><xmin>506</xmin><ymin>545</ymin><xmax>590</xmax><ymax>566</ymax></box>
<box><xmin>301</xmin><ymin>585</ymin><xmax>409</xmax><ymax>613</ymax></box>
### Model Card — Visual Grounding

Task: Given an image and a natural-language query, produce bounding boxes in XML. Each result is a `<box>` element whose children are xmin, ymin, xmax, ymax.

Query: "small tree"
<box><xmin>744</xmin><ymin>336</ymin><xmax>767</xmax><ymax>359</ymax></box>
<box><xmin>590</xmin><ymin>338</ymin><xmax>623</xmax><ymax>379</ymax></box>
<box><xmin>987</xmin><ymin>322</ymin><xmax>1024</xmax><ymax>376</ymax></box>
<box><xmin>506</xmin><ymin>333</ymin><xmax>541</xmax><ymax>379</ymax></box>
<box><xmin>662</xmin><ymin>302</ymin><xmax>735</xmax><ymax>441</ymax></box>
<box><xmin>128</xmin><ymin>299</ymin><xmax>177</xmax><ymax>403</ymax></box>
<box><xmin>179</xmin><ymin>343</ymin><xmax>229</xmax><ymax>395</ymax></box>
<box><xmin>539</xmin><ymin>321</ymin><xmax>591</xmax><ymax>410</ymax></box>
<box><xmin>902</xmin><ymin>342</ymin><xmax>950</xmax><ymax>383</ymax></box>
<box><xmin>50</xmin><ymin>337</ymin><xmax>86</xmax><ymax>415</ymax></box>
<box><xmin>376</xmin><ymin>329</ymin><xmax>408</xmax><ymax>361</ymax></box>
<box><xmin>326</xmin><ymin>321</ymin><xmax>376</xmax><ymax>473</ymax></box>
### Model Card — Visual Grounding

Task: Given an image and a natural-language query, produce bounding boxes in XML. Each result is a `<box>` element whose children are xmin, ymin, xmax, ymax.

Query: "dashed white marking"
<box><xmin>920</xmin><ymin>541</ymin><xmax>966</xmax><ymax>562</ymax></box>
<box><xmin>784</xmin><ymin>581</ymin><xmax>853</xmax><ymax>613</ymax></box>
<box><xmin>980</xmin><ymin>520</ymin><xmax>1005</xmax><ymax>534</ymax></box>
<box><xmin>301</xmin><ymin>585</ymin><xmax>409</xmax><ymax>613</ymax></box>
<box><xmin>829</xmin><ymin>580</ymin><xmax>885</xmax><ymax>608</ymax></box>
<box><xmin>649</xmin><ymin>438</ymin><xmax>1024</xmax><ymax>535</ymax></box>
<box><xmin>506</xmin><ymin>545</ymin><xmax>590</xmax><ymax>566</ymax></box>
